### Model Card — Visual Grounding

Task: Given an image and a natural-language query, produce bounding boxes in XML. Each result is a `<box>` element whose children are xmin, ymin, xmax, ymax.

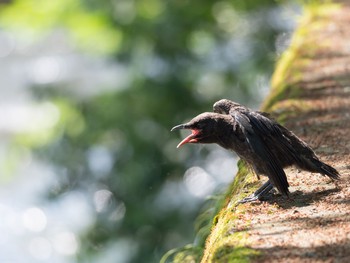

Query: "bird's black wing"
<box><xmin>244</xmin><ymin>110</ymin><xmax>304</xmax><ymax>164</ymax></box>
<box><xmin>232</xmin><ymin>110</ymin><xmax>290</xmax><ymax>196</ymax></box>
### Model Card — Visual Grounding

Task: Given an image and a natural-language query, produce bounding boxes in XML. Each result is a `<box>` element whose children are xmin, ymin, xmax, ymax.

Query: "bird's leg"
<box><xmin>255</xmin><ymin>173</ymin><xmax>260</xmax><ymax>180</ymax></box>
<box><xmin>251</xmin><ymin>164</ymin><xmax>260</xmax><ymax>180</ymax></box>
<box><xmin>238</xmin><ymin>180</ymin><xmax>274</xmax><ymax>203</ymax></box>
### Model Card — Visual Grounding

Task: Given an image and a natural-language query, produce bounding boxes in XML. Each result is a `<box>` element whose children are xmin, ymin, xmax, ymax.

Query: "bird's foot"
<box><xmin>238</xmin><ymin>181</ymin><xmax>275</xmax><ymax>204</ymax></box>
<box><xmin>238</xmin><ymin>194</ymin><xmax>260</xmax><ymax>203</ymax></box>
<box><xmin>238</xmin><ymin>191</ymin><xmax>275</xmax><ymax>203</ymax></box>
<box><xmin>257</xmin><ymin>189</ymin><xmax>276</xmax><ymax>201</ymax></box>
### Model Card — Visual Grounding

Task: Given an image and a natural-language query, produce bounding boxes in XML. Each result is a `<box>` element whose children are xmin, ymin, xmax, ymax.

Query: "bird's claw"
<box><xmin>238</xmin><ymin>194</ymin><xmax>260</xmax><ymax>204</ymax></box>
<box><xmin>238</xmin><ymin>191</ymin><xmax>275</xmax><ymax>204</ymax></box>
<box><xmin>238</xmin><ymin>181</ymin><xmax>275</xmax><ymax>204</ymax></box>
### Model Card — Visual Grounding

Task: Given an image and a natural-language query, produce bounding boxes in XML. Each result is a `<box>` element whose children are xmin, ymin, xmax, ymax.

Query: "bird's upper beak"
<box><xmin>171</xmin><ymin>123</ymin><xmax>200</xmax><ymax>148</ymax></box>
<box><xmin>170</xmin><ymin>124</ymin><xmax>187</xmax><ymax>131</ymax></box>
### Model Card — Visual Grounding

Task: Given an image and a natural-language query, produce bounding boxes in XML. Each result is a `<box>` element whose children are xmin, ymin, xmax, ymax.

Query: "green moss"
<box><xmin>269</xmin><ymin>98</ymin><xmax>312</xmax><ymax>124</ymax></box>
<box><xmin>200</xmin><ymin>162</ymin><xmax>260</xmax><ymax>263</ymax></box>
<box><xmin>263</xmin><ymin>2</ymin><xmax>340</xmax><ymax>112</ymax></box>
<box><xmin>160</xmin><ymin>245</ymin><xmax>203</xmax><ymax>263</ymax></box>
<box><xmin>213</xmin><ymin>245</ymin><xmax>260</xmax><ymax>263</ymax></box>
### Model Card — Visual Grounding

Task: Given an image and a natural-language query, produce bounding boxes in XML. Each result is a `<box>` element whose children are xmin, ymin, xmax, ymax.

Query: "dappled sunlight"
<box><xmin>212</xmin><ymin>2</ymin><xmax>248</xmax><ymax>35</ymax></box>
<box><xmin>30</xmin><ymin>56</ymin><xmax>61</xmax><ymax>84</ymax></box>
<box><xmin>0</xmin><ymin>31</ymin><xmax>15</xmax><ymax>57</ymax></box>
<box><xmin>153</xmin><ymin>179</ymin><xmax>196</xmax><ymax>212</ymax></box>
<box><xmin>184</xmin><ymin>166</ymin><xmax>215</xmax><ymax>198</ymax></box>
<box><xmin>0</xmin><ymin>198</ymin><xmax>82</xmax><ymax>262</ymax></box>
<box><xmin>22</xmin><ymin>207</ymin><xmax>47</xmax><ymax>232</ymax></box>
<box><xmin>0</xmin><ymin>102</ymin><xmax>59</xmax><ymax>134</ymax></box>
<box><xmin>205</xmin><ymin>149</ymin><xmax>239</xmax><ymax>184</ymax></box>
<box><xmin>109</xmin><ymin>201</ymin><xmax>126</xmax><ymax>222</ymax></box>
<box><xmin>94</xmin><ymin>189</ymin><xmax>114</xmax><ymax>213</ymax></box>
<box><xmin>195</xmin><ymin>72</ymin><xmax>226</xmax><ymax>101</ymax></box>
<box><xmin>87</xmin><ymin>146</ymin><xmax>114</xmax><ymax>178</ymax></box>
<box><xmin>92</xmin><ymin>238</ymin><xmax>138</xmax><ymax>263</ymax></box>
<box><xmin>53</xmin><ymin>231</ymin><xmax>79</xmax><ymax>256</ymax></box>
<box><xmin>28</xmin><ymin>237</ymin><xmax>52</xmax><ymax>260</ymax></box>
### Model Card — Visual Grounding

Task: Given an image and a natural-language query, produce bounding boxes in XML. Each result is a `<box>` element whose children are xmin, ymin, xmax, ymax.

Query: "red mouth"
<box><xmin>177</xmin><ymin>129</ymin><xmax>201</xmax><ymax>148</ymax></box>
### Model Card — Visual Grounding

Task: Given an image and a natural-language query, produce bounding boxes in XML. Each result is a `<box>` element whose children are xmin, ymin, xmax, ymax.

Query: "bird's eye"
<box><xmin>196</xmin><ymin>123</ymin><xmax>205</xmax><ymax>129</ymax></box>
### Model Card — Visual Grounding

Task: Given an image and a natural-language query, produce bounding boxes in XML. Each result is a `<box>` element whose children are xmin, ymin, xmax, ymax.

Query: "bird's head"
<box><xmin>213</xmin><ymin>99</ymin><xmax>241</xmax><ymax>114</ymax></box>
<box><xmin>171</xmin><ymin>112</ymin><xmax>228</xmax><ymax>148</ymax></box>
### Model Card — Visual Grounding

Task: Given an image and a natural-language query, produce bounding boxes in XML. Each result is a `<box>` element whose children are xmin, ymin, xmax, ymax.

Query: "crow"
<box><xmin>171</xmin><ymin>99</ymin><xmax>340</xmax><ymax>203</ymax></box>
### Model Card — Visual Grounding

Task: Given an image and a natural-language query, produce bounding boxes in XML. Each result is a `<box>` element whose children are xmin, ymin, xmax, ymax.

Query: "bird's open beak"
<box><xmin>171</xmin><ymin>123</ymin><xmax>199</xmax><ymax>148</ymax></box>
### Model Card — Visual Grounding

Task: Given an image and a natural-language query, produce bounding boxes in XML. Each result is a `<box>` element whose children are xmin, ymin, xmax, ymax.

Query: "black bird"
<box><xmin>171</xmin><ymin>99</ymin><xmax>340</xmax><ymax>203</ymax></box>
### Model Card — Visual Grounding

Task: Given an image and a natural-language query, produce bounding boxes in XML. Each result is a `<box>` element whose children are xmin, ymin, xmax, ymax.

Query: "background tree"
<box><xmin>0</xmin><ymin>0</ymin><xmax>297</xmax><ymax>262</ymax></box>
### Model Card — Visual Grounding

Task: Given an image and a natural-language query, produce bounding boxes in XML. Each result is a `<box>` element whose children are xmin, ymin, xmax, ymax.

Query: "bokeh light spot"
<box><xmin>22</xmin><ymin>207</ymin><xmax>47</xmax><ymax>232</ymax></box>
<box><xmin>0</xmin><ymin>32</ymin><xmax>14</xmax><ymax>57</ymax></box>
<box><xmin>28</xmin><ymin>237</ymin><xmax>52</xmax><ymax>260</ymax></box>
<box><xmin>94</xmin><ymin>189</ymin><xmax>113</xmax><ymax>213</ymax></box>
<box><xmin>109</xmin><ymin>202</ymin><xmax>126</xmax><ymax>222</ymax></box>
<box><xmin>30</xmin><ymin>56</ymin><xmax>61</xmax><ymax>84</ymax></box>
<box><xmin>53</xmin><ymin>231</ymin><xmax>79</xmax><ymax>256</ymax></box>
<box><xmin>87</xmin><ymin>146</ymin><xmax>114</xmax><ymax>177</ymax></box>
<box><xmin>184</xmin><ymin>166</ymin><xmax>215</xmax><ymax>198</ymax></box>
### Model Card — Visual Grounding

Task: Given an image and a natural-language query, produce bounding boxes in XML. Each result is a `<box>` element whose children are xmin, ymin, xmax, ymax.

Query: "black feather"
<box><xmin>233</xmin><ymin>111</ymin><xmax>289</xmax><ymax>196</ymax></box>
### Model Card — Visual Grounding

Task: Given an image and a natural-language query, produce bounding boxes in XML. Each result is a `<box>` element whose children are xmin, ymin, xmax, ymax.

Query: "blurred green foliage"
<box><xmin>0</xmin><ymin>0</ymin><xmax>295</xmax><ymax>262</ymax></box>
<box><xmin>0</xmin><ymin>0</ymin><xmax>121</xmax><ymax>53</ymax></box>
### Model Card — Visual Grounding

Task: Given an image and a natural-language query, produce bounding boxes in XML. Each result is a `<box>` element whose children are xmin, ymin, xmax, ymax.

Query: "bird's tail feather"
<box><xmin>317</xmin><ymin>160</ymin><xmax>340</xmax><ymax>180</ymax></box>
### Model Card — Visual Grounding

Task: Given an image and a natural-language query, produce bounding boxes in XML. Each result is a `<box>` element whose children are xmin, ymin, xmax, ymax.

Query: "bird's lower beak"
<box><xmin>176</xmin><ymin>130</ymin><xmax>199</xmax><ymax>148</ymax></box>
<box><xmin>171</xmin><ymin>124</ymin><xmax>200</xmax><ymax>148</ymax></box>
